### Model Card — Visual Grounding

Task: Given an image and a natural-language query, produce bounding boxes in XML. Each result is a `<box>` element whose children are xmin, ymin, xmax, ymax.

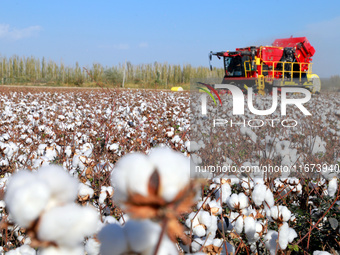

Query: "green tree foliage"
<box><xmin>0</xmin><ymin>54</ymin><xmax>224</xmax><ymax>87</ymax></box>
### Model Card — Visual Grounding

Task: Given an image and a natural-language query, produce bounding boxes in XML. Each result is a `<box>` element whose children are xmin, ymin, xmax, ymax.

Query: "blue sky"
<box><xmin>1</xmin><ymin>0</ymin><xmax>339</xmax><ymax>77</ymax></box>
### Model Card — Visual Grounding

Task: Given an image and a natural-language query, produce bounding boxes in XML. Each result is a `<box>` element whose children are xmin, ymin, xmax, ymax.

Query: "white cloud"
<box><xmin>0</xmin><ymin>24</ymin><xmax>42</xmax><ymax>40</ymax></box>
<box><xmin>138</xmin><ymin>42</ymin><xmax>148</xmax><ymax>48</ymax></box>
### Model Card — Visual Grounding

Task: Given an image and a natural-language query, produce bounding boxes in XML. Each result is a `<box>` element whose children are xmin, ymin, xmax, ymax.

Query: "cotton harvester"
<box><xmin>209</xmin><ymin>36</ymin><xmax>321</xmax><ymax>94</ymax></box>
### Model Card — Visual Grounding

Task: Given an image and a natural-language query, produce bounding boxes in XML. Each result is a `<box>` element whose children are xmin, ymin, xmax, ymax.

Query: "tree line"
<box><xmin>0</xmin><ymin>55</ymin><xmax>224</xmax><ymax>88</ymax></box>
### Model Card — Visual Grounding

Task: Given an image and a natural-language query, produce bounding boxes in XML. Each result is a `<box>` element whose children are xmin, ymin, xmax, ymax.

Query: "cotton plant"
<box><xmin>185</xmin><ymin>211</ymin><xmax>218</xmax><ymax>238</ymax></box>
<box><xmin>4</xmin><ymin>165</ymin><xmax>99</xmax><ymax>253</ymax></box>
<box><xmin>110</xmin><ymin>146</ymin><xmax>197</xmax><ymax>247</ymax></box>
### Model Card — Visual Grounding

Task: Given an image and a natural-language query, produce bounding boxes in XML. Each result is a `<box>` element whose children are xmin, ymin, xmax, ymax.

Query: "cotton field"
<box><xmin>0</xmin><ymin>86</ymin><xmax>339</xmax><ymax>255</ymax></box>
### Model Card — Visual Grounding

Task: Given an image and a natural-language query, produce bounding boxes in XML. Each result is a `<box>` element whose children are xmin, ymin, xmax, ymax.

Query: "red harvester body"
<box><xmin>209</xmin><ymin>36</ymin><xmax>320</xmax><ymax>94</ymax></box>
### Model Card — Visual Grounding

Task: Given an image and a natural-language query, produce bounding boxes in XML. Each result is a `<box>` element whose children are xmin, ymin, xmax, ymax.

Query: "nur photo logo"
<box><xmin>198</xmin><ymin>83</ymin><xmax>312</xmax><ymax>116</ymax></box>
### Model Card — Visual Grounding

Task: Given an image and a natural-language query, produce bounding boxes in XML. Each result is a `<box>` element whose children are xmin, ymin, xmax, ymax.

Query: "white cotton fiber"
<box><xmin>244</xmin><ymin>217</ymin><xmax>256</xmax><ymax>240</ymax></box>
<box><xmin>38</xmin><ymin>246</ymin><xmax>84</xmax><ymax>255</ymax></box>
<box><xmin>112</xmin><ymin>147</ymin><xmax>191</xmax><ymax>204</ymax></box>
<box><xmin>264</xmin><ymin>230</ymin><xmax>278</xmax><ymax>255</ymax></box>
<box><xmin>193</xmin><ymin>224</ymin><xmax>206</xmax><ymax>237</ymax></box>
<box><xmin>38</xmin><ymin>204</ymin><xmax>99</xmax><ymax>247</ymax></box>
<box><xmin>234</xmin><ymin>216</ymin><xmax>244</xmax><ymax>234</ymax></box>
<box><xmin>84</xmin><ymin>238</ymin><xmax>100</xmax><ymax>255</ymax></box>
<box><xmin>198</xmin><ymin>211</ymin><xmax>212</xmax><ymax>228</ymax></box>
<box><xmin>148</xmin><ymin>147</ymin><xmax>191</xmax><ymax>202</ymax></box>
<box><xmin>328</xmin><ymin>178</ymin><xmax>338</xmax><ymax>198</ymax></box>
<box><xmin>206</xmin><ymin>216</ymin><xmax>218</xmax><ymax>239</ymax></box>
<box><xmin>111</xmin><ymin>153</ymin><xmax>153</xmax><ymax>203</ymax></box>
<box><xmin>252</xmin><ymin>184</ymin><xmax>274</xmax><ymax>208</ymax></box>
<box><xmin>216</xmin><ymin>183</ymin><xmax>231</xmax><ymax>203</ymax></box>
<box><xmin>98</xmin><ymin>224</ymin><xmax>128</xmax><ymax>255</ymax></box>
<box><xmin>99</xmin><ymin>186</ymin><xmax>113</xmax><ymax>204</ymax></box>
<box><xmin>269</xmin><ymin>206</ymin><xmax>291</xmax><ymax>222</ymax></box>
<box><xmin>264</xmin><ymin>188</ymin><xmax>275</xmax><ymax>207</ymax></box>
<box><xmin>280</xmin><ymin>206</ymin><xmax>292</xmax><ymax>222</ymax></box>
<box><xmin>313</xmin><ymin>251</ymin><xmax>332</xmax><ymax>255</ymax></box>
<box><xmin>238</xmin><ymin>193</ymin><xmax>249</xmax><ymax>209</ymax></box>
<box><xmin>252</xmin><ymin>184</ymin><xmax>267</xmax><ymax>206</ymax></box>
<box><xmin>185</xmin><ymin>212</ymin><xmax>199</xmax><ymax>229</ymax></box>
<box><xmin>227</xmin><ymin>193</ymin><xmax>249</xmax><ymax>210</ymax></box>
<box><xmin>227</xmin><ymin>193</ymin><xmax>239</xmax><ymax>210</ymax></box>
<box><xmin>78</xmin><ymin>183</ymin><xmax>94</xmax><ymax>198</ymax></box>
<box><xmin>4</xmin><ymin>170</ymin><xmax>37</xmax><ymax>202</ymax></box>
<box><xmin>278</xmin><ymin>222</ymin><xmax>297</xmax><ymax>249</ymax></box>
<box><xmin>207</xmin><ymin>199</ymin><xmax>222</xmax><ymax>215</ymax></box>
<box><xmin>124</xmin><ymin>219</ymin><xmax>160</xmax><ymax>253</ymax></box>
<box><xmin>6</xmin><ymin>245</ymin><xmax>36</xmax><ymax>255</ymax></box>
<box><xmin>191</xmin><ymin>237</ymin><xmax>204</xmax><ymax>252</ymax></box>
<box><xmin>99</xmin><ymin>220</ymin><xmax>177</xmax><ymax>255</ymax></box>
<box><xmin>37</xmin><ymin>165</ymin><xmax>78</xmax><ymax>206</ymax></box>
<box><xmin>5</xmin><ymin>170</ymin><xmax>51</xmax><ymax>228</ymax></box>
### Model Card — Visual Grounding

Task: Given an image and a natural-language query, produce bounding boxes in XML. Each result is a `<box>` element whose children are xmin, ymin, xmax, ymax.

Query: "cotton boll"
<box><xmin>216</xmin><ymin>183</ymin><xmax>231</xmax><ymax>203</ymax></box>
<box><xmin>99</xmin><ymin>220</ymin><xmax>177</xmax><ymax>255</ymax></box>
<box><xmin>124</xmin><ymin>220</ymin><xmax>161</xmax><ymax>253</ymax></box>
<box><xmin>234</xmin><ymin>216</ymin><xmax>244</xmax><ymax>234</ymax></box>
<box><xmin>99</xmin><ymin>186</ymin><xmax>114</xmax><ymax>204</ymax></box>
<box><xmin>278</xmin><ymin>222</ymin><xmax>297</xmax><ymax>249</ymax></box>
<box><xmin>313</xmin><ymin>251</ymin><xmax>332</xmax><ymax>255</ymax></box>
<box><xmin>278</xmin><ymin>222</ymin><xmax>290</xmax><ymax>249</ymax></box>
<box><xmin>84</xmin><ymin>238</ymin><xmax>100</xmax><ymax>255</ymax></box>
<box><xmin>238</xmin><ymin>193</ymin><xmax>249</xmax><ymax>209</ymax></box>
<box><xmin>6</xmin><ymin>245</ymin><xmax>36</xmax><ymax>255</ymax></box>
<box><xmin>198</xmin><ymin>211</ymin><xmax>212</xmax><ymax>228</ymax></box>
<box><xmin>328</xmin><ymin>178</ymin><xmax>338</xmax><ymax>198</ymax></box>
<box><xmin>269</xmin><ymin>206</ymin><xmax>291</xmax><ymax>222</ymax></box>
<box><xmin>78</xmin><ymin>183</ymin><xmax>94</xmax><ymax>199</ymax></box>
<box><xmin>5</xmin><ymin>171</ymin><xmax>51</xmax><ymax>228</ymax></box>
<box><xmin>227</xmin><ymin>194</ymin><xmax>239</xmax><ymax>210</ymax></box>
<box><xmin>38</xmin><ymin>204</ymin><xmax>99</xmax><ymax>247</ymax></box>
<box><xmin>228</xmin><ymin>193</ymin><xmax>249</xmax><ymax>210</ymax></box>
<box><xmin>148</xmin><ymin>147</ymin><xmax>190</xmax><ymax>202</ymax></box>
<box><xmin>37</xmin><ymin>165</ymin><xmax>78</xmax><ymax>207</ymax></box>
<box><xmin>264</xmin><ymin>188</ymin><xmax>274</xmax><ymax>207</ymax></box>
<box><xmin>185</xmin><ymin>212</ymin><xmax>199</xmax><ymax>229</ymax></box>
<box><xmin>244</xmin><ymin>217</ymin><xmax>256</xmax><ymax>240</ymax></box>
<box><xmin>98</xmin><ymin>224</ymin><xmax>128</xmax><ymax>255</ymax></box>
<box><xmin>103</xmin><ymin>216</ymin><xmax>119</xmax><ymax>225</ymax></box>
<box><xmin>5</xmin><ymin>170</ymin><xmax>37</xmax><ymax>202</ymax></box>
<box><xmin>264</xmin><ymin>230</ymin><xmax>278</xmax><ymax>255</ymax></box>
<box><xmin>207</xmin><ymin>199</ymin><xmax>222</xmax><ymax>215</ymax></box>
<box><xmin>39</xmin><ymin>246</ymin><xmax>84</xmax><ymax>255</ymax></box>
<box><xmin>193</xmin><ymin>224</ymin><xmax>206</xmax><ymax>237</ymax></box>
<box><xmin>206</xmin><ymin>215</ymin><xmax>218</xmax><ymax>239</ymax></box>
<box><xmin>252</xmin><ymin>184</ymin><xmax>267</xmax><ymax>206</ymax></box>
<box><xmin>150</xmin><ymin>234</ymin><xmax>178</xmax><ymax>255</ymax></box>
<box><xmin>191</xmin><ymin>237</ymin><xmax>205</xmax><ymax>252</ymax></box>
<box><xmin>111</xmin><ymin>153</ymin><xmax>154</xmax><ymax>204</ymax></box>
<box><xmin>280</xmin><ymin>206</ymin><xmax>292</xmax><ymax>222</ymax></box>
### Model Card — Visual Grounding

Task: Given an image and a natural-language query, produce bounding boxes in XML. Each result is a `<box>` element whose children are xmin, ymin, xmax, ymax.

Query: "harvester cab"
<box><xmin>209</xmin><ymin>37</ymin><xmax>321</xmax><ymax>94</ymax></box>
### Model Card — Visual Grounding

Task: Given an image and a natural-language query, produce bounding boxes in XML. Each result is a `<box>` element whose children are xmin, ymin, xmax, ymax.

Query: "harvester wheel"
<box><xmin>308</xmin><ymin>74</ymin><xmax>321</xmax><ymax>94</ymax></box>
